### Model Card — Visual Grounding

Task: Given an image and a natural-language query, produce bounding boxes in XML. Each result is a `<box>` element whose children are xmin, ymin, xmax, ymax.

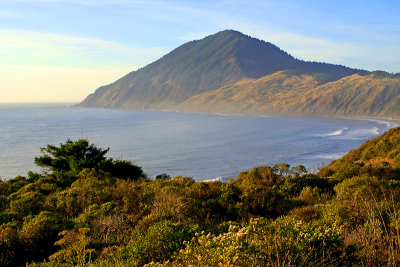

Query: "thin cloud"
<box><xmin>0</xmin><ymin>29</ymin><xmax>168</xmax><ymax>69</ymax></box>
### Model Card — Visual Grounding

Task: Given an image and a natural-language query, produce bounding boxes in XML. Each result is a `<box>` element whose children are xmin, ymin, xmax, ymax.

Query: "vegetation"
<box><xmin>1</xmin><ymin>129</ymin><xmax>400</xmax><ymax>266</ymax></box>
<box><xmin>320</xmin><ymin>126</ymin><xmax>400</xmax><ymax>181</ymax></box>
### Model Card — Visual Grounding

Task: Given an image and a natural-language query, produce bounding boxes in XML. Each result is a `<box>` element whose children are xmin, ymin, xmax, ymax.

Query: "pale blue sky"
<box><xmin>1</xmin><ymin>0</ymin><xmax>399</xmax><ymax>102</ymax></box>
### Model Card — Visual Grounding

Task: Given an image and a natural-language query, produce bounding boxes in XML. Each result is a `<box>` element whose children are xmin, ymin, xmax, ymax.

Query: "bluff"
<box><xmin>79</xmin><ymin>30</ymin><xmax>400</xmax><ymax>119</ymax></box>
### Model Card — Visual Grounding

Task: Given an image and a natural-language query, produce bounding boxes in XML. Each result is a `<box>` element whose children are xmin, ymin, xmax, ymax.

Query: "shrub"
<box><xmin>6</xmin><ymin>176</ymin><xmax>28</xmax><ymax>194</ymax></box>
<box><xmin>328</xmin><ymin>176</ymin><xmax>400</xmax><ymax>227</ymax></box>
<box><xmin>8</xmin><ymin>191</ymin><xmax>44</xmax><ymax>218</ymax></box>
<box><xmin>172</xmin><ymin>217</ymin><xmax>345</xmax><ymax>266</ymax></box>
<box><xmin>119</xmin><ymin>220</ymin><xmax>198</xmax><ymax>266</ymax></box>
<box><xmin>19</xmin><ymin>211</ymin><xmax>65</xmax><ymax>263</ymax></box>
<box><xmin>49</xmin><ymin>228</ymin><xmax>95</xmax><ymax>266</ymax></box>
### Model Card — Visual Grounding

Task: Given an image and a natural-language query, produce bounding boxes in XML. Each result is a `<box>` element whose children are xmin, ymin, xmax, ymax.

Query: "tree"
<box><xmin>34</xmin><ymin>139</ymin><xmax>109</xmax><ymax>175</ymax></box>
<box><xmin>33</xmin><ymin>139</ymin><xmax>145</xmax><ymax>185</ymax></box>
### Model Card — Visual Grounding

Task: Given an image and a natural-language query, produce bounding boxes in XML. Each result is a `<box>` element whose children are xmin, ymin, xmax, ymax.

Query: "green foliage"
<box><xmin>281</xmin><ymin>173</ymin><xmax>335</xmax><ymax>197</ymax></box>
<box><xmin>320</xmin><ymin>127</ymin><xmax>400</xmax><ymax>181</ymax></box>
<box><xmin>0</xmin><ymin>211</ymin><xmax>13</xmax><ymax>226</ymax></box>
<box><xmin>326</xmin><ymin>175</ymin><xmax>400</xmax><ymax>227</ymax></box>
<box><xmin>6</xmin><ymin>175</ymin><xmax>28</xmax><ymax>194</ymax></box>
<box><xmin>110</xmin><ymin>179</ymin><xmax>154</xmax><ymax>221</ymax></box>
<box><xmin>119</xmin><ymin>221</ymin><xmax>198</xmax><ymax>266</ymax></box>
<box><xmin>239</xmin><ymin>182</ymin><xmax>289</xmax><ymax>218</ymax></box>
<box><xmin>236</xmin><ymin>165</ymin><xmax>280</xmax><ymax>187</ymax></box>
<box><xmin>27</xmin><ymin>171</ymin><xmax>45</xmax><ymax>183</ymax></box>
<box><xmin>171</xmin><ymin>217</ymin><xmax>345</xmax><ymax>266</ymax></box>
<box><xmin>8</xmin><ymin>190</ymin><xmax>44</xmax><ymax>218</ymax></box>
<box><xmin>0</xmin><ymin>180</ymin><xmax>8</xmax><ymax>196</ymax></box>
<box><xmin>0</xmin><ymin>227</ymin><xmax>22</xmax><ymax>266</ymax></box>
<box><xmin>2</xmin><ymin>133</ymin><xmax>400</xmax><ymax>266</ymax></box>
<box><xmin>20</xmin><ymin>211</ymin><xmax>65</xmax><ymax>263</ymax></box>
<box><xmin>47</xmin><ymin>170</ymin><xmax>114</xmax><ymax>219</ymax></box>
<box><xmin>0</xmin><ymin>196</ymin><xmax>8</xmax><ymax>213</ymax></box>
<box><xmin>181</xmin><ymin>181</ymin><xmax>224</xmax><ymax>225</ymax></box>
<box><xmin>34</xmin><ymin>139</ymin><xmax>109</xmax><ymax>174</ymax></box>
<box><xmin>73</xmin><ymin>202</ymin><xmax>117</xmax><ymax>228</ymax></box>
<box><xmin>100</xmin><ymin>159</ymin><xmax>145</xmax><ymax>181</ymax></box>
<box><xmin>49</xmin><ymin>228</ymin><xmax>95</xmax><ymax>266</ymax></box>
<box><xmin>289</xmin><ymin>205</ymin><xmax>322</xmax><ymax>222</ymax></box>
<box><xmin>34</xmin><ymin>139</ymin><xmax>145</xmax><ymax>186</ymax></box>
<box><xmin>220</xmin><ymin>182</ymin><xmax>241</xmax><ymax>220</ymax></box>
<box><xmin>155</xmin><ymin>173</ymin><xmax>171</xmax><ymax>180</ymax></box>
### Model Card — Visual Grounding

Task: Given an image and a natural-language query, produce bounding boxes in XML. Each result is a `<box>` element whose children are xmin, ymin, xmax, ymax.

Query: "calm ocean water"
<box><xmin>0</xmin><ymin>103</ymin><xmax>398</xmax><ymax>180</ymax></box>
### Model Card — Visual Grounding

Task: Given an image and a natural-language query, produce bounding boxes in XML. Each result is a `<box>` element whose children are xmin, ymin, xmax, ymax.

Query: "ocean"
<box><xmin>0</xmin><ymin>103</ymin><xmax>397</xmax><ymax>180</ymax></box>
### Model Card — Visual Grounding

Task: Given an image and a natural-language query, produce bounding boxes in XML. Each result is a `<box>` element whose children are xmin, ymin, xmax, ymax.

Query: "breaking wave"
<box><xmin>324</xmin><ymin>127</ymin><xmax>348</xmax><ymax>137</ymax></box>
<box><xmin>307</xmin><ymin>152</ymin><xmax>347</xmax><ymax>160</ymax></box>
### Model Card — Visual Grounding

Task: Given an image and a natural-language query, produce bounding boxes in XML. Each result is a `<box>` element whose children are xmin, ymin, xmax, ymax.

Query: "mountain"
<box><xmin>79</xmin><ymin>30</ymin><xmax>399</xmax><ymax>119</ymax></box>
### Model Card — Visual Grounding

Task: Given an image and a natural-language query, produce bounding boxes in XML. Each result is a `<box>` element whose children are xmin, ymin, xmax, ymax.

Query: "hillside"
<box><xmin>78</xmin><ymin>30</ymin><xmax>400</xmax><ymax>118</ymax></box>
<box><xmin>176</xmin><ymin>71</ymin><xmax>400</xmax><ymax>119</ymax></box>
<box><xmin>320</xmin><ymin>126</ymin><xmax>400</xmax><ymax>180</ymax></box>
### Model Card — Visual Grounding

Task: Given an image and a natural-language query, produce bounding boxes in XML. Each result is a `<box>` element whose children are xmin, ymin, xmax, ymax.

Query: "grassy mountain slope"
<box><xmin>176</xmin><ymin>72</ymin><xmax>400</xmax><ymax>119</ymax></box>
<box><xmin>175</xmin><ymin>70</ymin><xmax>320</xmax><ymax>114</ymax></box>
<box><xmin>79</xmin><ymin>30</ymin><xmax>366</xmax><ymax>111</ymax></box>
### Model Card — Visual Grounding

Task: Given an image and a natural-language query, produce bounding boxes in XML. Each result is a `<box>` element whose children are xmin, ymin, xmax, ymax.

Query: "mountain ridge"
<box><xmin>79</xmin><ymin>30</ymin><xmax>399</xmax><ymax>119</ymax></box>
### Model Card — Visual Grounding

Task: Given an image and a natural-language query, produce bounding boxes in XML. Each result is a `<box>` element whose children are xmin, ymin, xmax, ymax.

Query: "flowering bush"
<box><xmin>171</xmin><ymin>217</ymin><xmax>344</xmax><ymax>266</ymax></box>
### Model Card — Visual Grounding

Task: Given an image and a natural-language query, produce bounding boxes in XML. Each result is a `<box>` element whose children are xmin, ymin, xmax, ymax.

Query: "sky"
<box><xmin>0</xmin><ymin>0</ymin><xmax>399</xmax><ymax>102</ymax></box>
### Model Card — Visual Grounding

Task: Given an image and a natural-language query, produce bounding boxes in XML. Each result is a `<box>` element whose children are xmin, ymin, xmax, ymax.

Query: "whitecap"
<box><xmin>318</xmin><ymin>127</ymin><xmax>348</xmax><ymax>137</ymax></box>
<box><xmin>306</xmin><ymin>152</ymin><xmax>346</xmax><ymax>160</ymax></box>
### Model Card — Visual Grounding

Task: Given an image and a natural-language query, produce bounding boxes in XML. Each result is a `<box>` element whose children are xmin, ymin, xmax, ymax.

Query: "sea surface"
<box><xmin>0</xmin><ymin>103</ymin><xmax>398</xmax><ymax>181</ymax></box>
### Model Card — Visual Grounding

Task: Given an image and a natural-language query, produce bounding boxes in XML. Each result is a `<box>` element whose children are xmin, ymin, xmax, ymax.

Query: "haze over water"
<box><xmin>0</xmin><ymin>103</ymin><xmax>397</xmax><ymax>180</ymax></box>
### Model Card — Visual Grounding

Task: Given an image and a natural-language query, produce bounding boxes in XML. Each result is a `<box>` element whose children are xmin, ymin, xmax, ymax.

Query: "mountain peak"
<box><xmin>209</xmin><ymin>29</ymin><xmax>247</xmax><ymax>38</ymax></box>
